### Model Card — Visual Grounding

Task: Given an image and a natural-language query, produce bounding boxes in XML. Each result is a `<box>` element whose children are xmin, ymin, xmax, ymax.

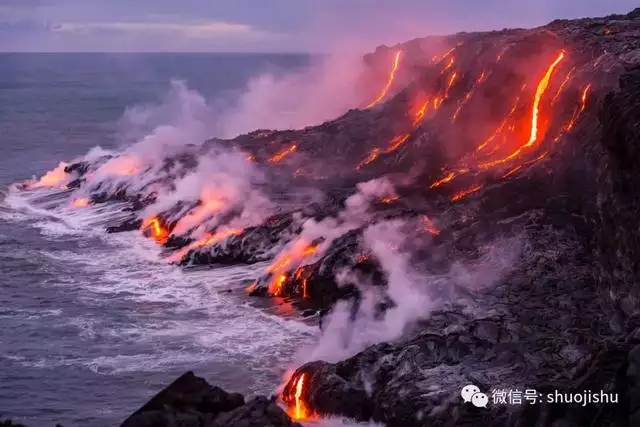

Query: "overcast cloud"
<box><xmin>0</xmin><ymin>0</ymin><xmax>636</xmax><ymax>52</ymax></box>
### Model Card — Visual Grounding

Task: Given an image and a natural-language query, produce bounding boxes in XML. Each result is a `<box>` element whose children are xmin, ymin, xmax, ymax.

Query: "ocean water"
<box><xmin>0</xmin><ymin>53</ymin><xmax>319</xmax><ymax>426</ymax></box>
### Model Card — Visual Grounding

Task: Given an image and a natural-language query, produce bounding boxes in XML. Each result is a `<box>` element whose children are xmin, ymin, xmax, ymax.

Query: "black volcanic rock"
<box><xmin>121</xmin><ymin>372</ymin><xmax>298</xmax><ymax>427</ymax></box>
<box><xmin>106</xmin><ymin>217</ymin><xmax>143</xmax><ymax>233</ymax></box>
<box><xmin>181</xmin><ymin>213</ymin><xmax>303</xmax><ymax>266</ymax></box>
<box><xmin>271</xmin><ymin>8</ymin><xmax>640</xmax><ymax>427</ymax></box>
<box><xmin>209</xmin><ymin>397</ymin><xmax>302</xmax><ymax>427</ymax></box>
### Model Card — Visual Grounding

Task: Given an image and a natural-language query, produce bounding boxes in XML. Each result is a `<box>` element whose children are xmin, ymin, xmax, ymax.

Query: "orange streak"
<box><xmin>384</xmin><ymin>133</ymin><xmax>410</xmax><ymax>154</ymax></box>
<box><xmin>452</xmin><ymin>71</ymin><xmax>487</xmax><ymax>123</ymax></box>
<box><xmin>366</xmin><ymin>51</ymin><xmax>403</xmax><ymax>109</ymax></box>
<box><xmin>166</xmin><ymin>228</ymin><xmax>242</xmax><ymax>263</ymax></box>
<box><xmin>479</xmin><ymin>51</ymin><xmax>565</xmax><ymax>169</ymax></box>
<box><xmin>451</xmin><ymin>184</ymin><xmax>483</xmax><ymax>201</ymax></box>
<box><xmin>267</xmin><ymin>240</ymin><xmax>319</xmax><ymax>296</ymax></box>
<box><xmin>434</xmin><ymin>46</ymin><xmax>457</xmax><ymax>63</ymax></box>
<box><xmin>141</xmin><ymin>217</ymin><xmax>169</xmax><ymax>244</ymax></box>
<box><xmin>71</xmin><ymin>198</ymin><xmax>89</xmax><ymax>208</ymax></box>
<box><xmin>356</xmin><ymin>148</ymin><xmax>381</xmax><ymax>170</ymax></box>
<box><xmin>429</xmin><ymin>171</ymin><xmax>456</xmax><ymax>189</ymax></box>
<box><xmin>476</xmin><ymin>93</ymin><xmax>522</xmax><ymax>152</ymax></box>
<box><xmin>526</xmin><ymin>51</ymin><xmax>566</xmax><ymax>148</ymax></box>
<box><xmin>269</xmin><ymin>144</ymin><xmax>297</xmax><ymax>163</ymax></box>
<box><xmin>551</xmin><ymin>67</ymin><xmax>575</xmax><ymax>104</ymax></box>
<box><xmin>421</xmin><ymin>216</ymin><xmax>440</xmax><ymax>235</ymax></box>
<box><xmin>413</xmin><ymin>97</ymin><xmax>431</xmax><ymax>125</ymax></box>
<box><xmin>564</xmin><ymin>83</ymin><xmax>591</xmax><ymax>131</ymax></box>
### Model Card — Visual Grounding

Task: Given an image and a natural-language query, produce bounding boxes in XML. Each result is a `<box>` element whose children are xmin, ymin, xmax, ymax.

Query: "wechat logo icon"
<box><xmin>461</xmin><ymin>384</ymin><xmax>489</xmax><ymax>408</ymax></box>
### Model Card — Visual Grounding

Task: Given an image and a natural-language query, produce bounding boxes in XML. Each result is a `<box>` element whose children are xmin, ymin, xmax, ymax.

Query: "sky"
<box><xmin>0</xmin><ymin>0</ymin><xmax>637</xmax><ymax>52</ymax></box>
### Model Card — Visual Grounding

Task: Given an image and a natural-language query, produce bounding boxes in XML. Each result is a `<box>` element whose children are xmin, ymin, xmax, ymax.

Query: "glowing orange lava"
<box><xmin>421</xmin><ymin>216</ymin><xmax>440</xmax><ymax>235</ymax></box>
<box><xmin>71</xmin><ymin>198</ymin><xmax>89</xmax><ymax>208</ymax></box>
<box><xmin>167</xmin><ymin>228</ymin><xmax>243</xmax><ymax>263</ymax></box>
<box><xmin>381</xmin><ymin>195</ymin><xmax>399</xmax><ymax>204</ymax></box>
<box><xmin>452</xmin><ymin>71</ymin><xmax>487</xmax><ymax>123</ymax></box>
<box><xmin>564</xmin><ymin>83</ymin><xmax>591</xmax><ymax>131</ymax></box>
<box><xmin>383</xmin><ymin>133</ymin><xmax>410</xmax><ymax>154</ymax></box>
<box><xmin>551</xmin><ymin>66</ymin><xmax>575</xmax><ymax>104</ymax></box>
<box><xmin>269</xmin><ymin>144</ymin><xmax>298</xmax><ymax>164</ymax></box>
<box><xmin>172</xmin><ymin>188</ymin><xmax>227</xmax><ymax>236</ymax></box>
<box><xmin>476</xmin><ymin>92</ymin><xmax>523</xmax><ymax>153</ymax></box>
<box><xmin>451</xmin><ymin>184</ymin><xmax>484</xmax><ymax>201</ymax></box>
<box><xmin>99</xmin><ymin>155</ymin><xmax>141</xmax><ymax>176</ymax></box>
<box><xmin>283</xmin><ymin>373</ymin><xmax>313</xmax><ymax>421</ymax></box>
<box><xmin>267</xmin><ymin>240</ymin><xmax>319</xmax><ymax>296</ymax></box>
<box><xmin>429</xmin><ymin>171</ymin><xmax>456</xmax><ymax>189</ymax></box>
<box><xmin>478</xmin><ymin>50</ymin><xmax>566</xmax><ymax>169</ymax></box>
<box><xmin>356</xmin><ymin>148</ymin><xmax>381</xmax><ymax>170</ymax></box>
<box><xmin>366</xmin><ymin>51</ymin><xmax>403</xmax><ymax>109</ymax></box>
<box><xmin>141</xmin><ymin>216</ymin><xmax>169</xmax><ymax>244</ymax></box>
<box><xmin>27</xmin><ymin>162</ymin><xmax>69</xmax><ymax>189</ymax></box>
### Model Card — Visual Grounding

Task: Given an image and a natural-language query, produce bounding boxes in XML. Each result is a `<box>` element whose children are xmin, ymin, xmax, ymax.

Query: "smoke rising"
<box><xmin>299</xmin><ymin>216</ymin><xmax>523</xmax><ymax>364</ymax></box>
<box><xmin>217</xmin><ymin>53</ymin><xmax>367</xmax><ymax>137</ymax></box>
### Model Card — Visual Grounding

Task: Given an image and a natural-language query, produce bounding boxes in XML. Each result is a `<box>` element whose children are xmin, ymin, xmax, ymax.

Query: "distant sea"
<box><xmin>0</xmin><ymin>53</ymin><xmax>317</xmax><ymax>427</ymax></box>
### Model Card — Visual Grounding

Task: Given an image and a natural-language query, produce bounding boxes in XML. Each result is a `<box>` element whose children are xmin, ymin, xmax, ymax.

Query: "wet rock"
<box><xmin>121</xmin><ymin>372</ymin><xmax>297</xmax><ymax>427</ymax></box>
<box><xmin>106</xmin><ymin>217</ymin><xmax>143</xmax><ymax>233</ymax></box>
<box><xmin>209</xmin><ymin>397</ymin><xmax>303</xmax><ymax>427</ymax></box>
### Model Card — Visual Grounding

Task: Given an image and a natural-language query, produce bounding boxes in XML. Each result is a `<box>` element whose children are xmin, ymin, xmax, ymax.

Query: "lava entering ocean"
<box><xmin>266</xmin><ymin>239</ymin><xmax>320</xmax><ymax>296</ymax></box>
<box><xmin>282</xmin><ymin>372</ymin><xmax>315</xmax><ymax>421</ymax></box>
<box><xmin>141</xmin><ymin>216</ymin><xmax>170</xmax><ymax>244</ymax></box>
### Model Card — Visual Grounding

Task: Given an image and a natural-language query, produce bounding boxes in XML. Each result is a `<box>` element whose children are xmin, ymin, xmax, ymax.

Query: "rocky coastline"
<box><xmin>8</xmin><ymin>7</ymin><xmax>640</xmax><ymax>427</ymax></box>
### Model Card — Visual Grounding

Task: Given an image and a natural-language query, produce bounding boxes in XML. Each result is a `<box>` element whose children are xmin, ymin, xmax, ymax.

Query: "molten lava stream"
<box><xmin>355</xmin><ymin>148</ymin><xmax>380</xmax><ymax>170</ymax></box>
<box><xmin>452</xmin><ymin>70</ymin><xmax>488</xmax><ymax>123</ymax></box>
<box><xmin>269</xmin><ymin>144</ymin><xmax>298</xmax><ymax>164</ymax></box>
<box><xmin>478</xmin><ymin>50</ymin><xmax>566</xmax><ymax>170</ymax></box>
<box><xmin>451</xmin><ymin>184</ymin><xmax>484</xmax><ymax>201</ymax></box>
<box><xmin>26</xmin><ymin>161</ymin><xmax>69</xmax><ymax>189</ymax></box>
<box><xmin>71</xmin><ymin>198</ymin><xmax>90</xmax><ymax>208</ymax></box>
<box><xmin>365</xmin><ymin>50</ymin><xmax>403</xmax><ymax>109</ymax></box>
<box><xmin>267</xmin><ymin>240</ymin><xmax>319</xmax><ymax>296</ymax></box>
<box><xmin>166</xmin><ymin>228</ymin><xmax>243</xmax><ymax>263</ymax></box>
<box><xmin>283</xmin><ymin>372</ymin><xmax>315</xmax><ymax>421</ymax></box>
<box><xmin>429</xmin><ymin>171</ymin><xmax>456</xmax><ymax>189</ymax></box>
<box><xmin>141</xmin><ymin>216</ymin><xmax>169</xmax><ymax>244</ymax></box>
<box><xmin>421</xmin><ymin>215</ymin><xmax>440</xmax><ymax>235</ymax></box>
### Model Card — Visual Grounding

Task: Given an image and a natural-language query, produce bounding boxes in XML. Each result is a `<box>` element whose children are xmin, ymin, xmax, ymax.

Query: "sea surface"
<box><xmin>0</xmin><ymin>53</ymin><xmax>319</xmax><ymax>426</ymax></box>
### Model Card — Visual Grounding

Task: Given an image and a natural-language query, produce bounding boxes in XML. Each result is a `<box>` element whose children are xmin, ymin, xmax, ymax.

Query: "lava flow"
<box><xmin>166</xmin><ymin>228</ymin><xmax>243</xmax><ymax>263</ymax></box>
<box><xmin>421</xmin><ymin>215</ymin><xmax>441</xmax><ymax>235</ymax></box>
<box><xmin>282</xmin><ymin>373</ymin><xmax>314</xmax><ymax>421</ymax></box>
<box><xmin>172</xmin><ymin>188</ymin><xmax>227</xmax><ymax>236</ymax></box>
<box><xmin>71</xmin><ymin>198</ymin><xmax>90</xmax><ymax>208</ymax></box>
<box><xmin>422</xmin><ymin>49</ymin><xmax>575</xmax><ymax>202</ymax></box>
<box><xmin>267</xmin><ymin>239</ymin><xmax>320</xmax><ymax>296</ymax></box>
<box><xmin>99</xmin><ymin>155</ymin><xmax>141</xmax><ymax>176</ymax></box>
<box><xmin>478</xmin><ymin>50</ymin><xmax>566</xmax><ymax>169</ymax></box>
<box><xmin>141</xmin><ymin>216</ymin><xmax>169</xmax><ymax>244</ymax></box>
<box><xmin>366</xmin><ymin>50</ymin><xmax>403</xmax><ymax>109</ymax></box>
<box><xmin>269</xmin><ymin>144</ymin><xmax>298</xmax><ymax>164</ymax></box>
<box><xmin>26</xmin><ymin>162</ymin><xmax>69</xmax><ymax>189</ymax></box>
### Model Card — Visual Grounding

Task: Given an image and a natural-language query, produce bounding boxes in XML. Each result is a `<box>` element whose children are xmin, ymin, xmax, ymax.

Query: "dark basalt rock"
<box><xmin>121</xmin><ymin>372</ymin><xmax>298</xmax><ymax>427</ymax></box>
<box><xmin>209</xmin><ymin>397</ymin><xmax>302</xmax><ymax>427</ymax></box>
<box><xmin>106</xmin><ymin>217</ymin><xmax>143</xmax><ymax>233</ymax></box>
<box><xmin>273</xmin><ymin>8</ymin><xmax>640</xmax><ymax>427</ymax></box>
<box><xmin>181</xmin><ymin>213</ymin><xmax>302</xmax><ymax>266</ymax></box>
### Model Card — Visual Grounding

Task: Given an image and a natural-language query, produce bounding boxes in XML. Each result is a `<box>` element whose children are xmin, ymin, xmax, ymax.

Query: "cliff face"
<box><xmin>16</xmin><ymin>7</ymin><xmax>640</xmax><ymax>427</ymax></box>
<box><xmin>280</xmin><ymin>9</ymin><xmax>640</xmax><ymax>427</ymax></box>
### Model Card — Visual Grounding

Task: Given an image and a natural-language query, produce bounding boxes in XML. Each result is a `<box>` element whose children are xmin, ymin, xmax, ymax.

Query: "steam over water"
<box><xmin>0</xmin><ymin>53</ymin><xmax>321</xmax><ymax>426</ymax></box>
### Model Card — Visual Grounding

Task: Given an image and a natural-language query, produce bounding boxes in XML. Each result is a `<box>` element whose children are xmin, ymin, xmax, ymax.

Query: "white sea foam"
<box><xmin>2</xmin><ymin>187</ymin><xmax>316</xmax><ymax>395</ymax></box>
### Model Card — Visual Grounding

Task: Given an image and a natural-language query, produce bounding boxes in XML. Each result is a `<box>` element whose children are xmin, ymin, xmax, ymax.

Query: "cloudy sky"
<box><xmin>0</xmin><ymin>0</ymin><xmax>636</xmax><ymax>52</ymax></box>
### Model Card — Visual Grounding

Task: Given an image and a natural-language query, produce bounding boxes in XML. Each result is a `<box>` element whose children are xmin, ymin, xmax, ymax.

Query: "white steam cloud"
<box><xmin>299</xmin><ymin>218</ymin><xmax>523</xmax><ymax>364</ymax></box>
<box><xmin>218</xmin><ymin>53</ymin><xmax>367</xmax><ymax>137</ymax></box>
